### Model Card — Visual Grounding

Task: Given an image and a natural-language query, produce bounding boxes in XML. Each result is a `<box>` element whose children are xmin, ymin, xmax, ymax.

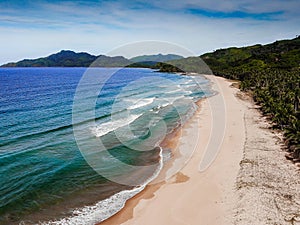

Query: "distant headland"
<box><xmin>0</xmin><ymin>50</ymin><xmax>183</xmax><ymax>68</ymax></box>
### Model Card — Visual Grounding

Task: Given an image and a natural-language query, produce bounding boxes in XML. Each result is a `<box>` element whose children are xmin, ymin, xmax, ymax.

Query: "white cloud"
<box><xmin>0</xmin><ymin>0</ymin><xmax>298</xmax><ymax>64</ymax></box>
<box><xmin>147</xmin><ymin>0</ymin><xmax>300</xmax><ymax>14</ymax></box>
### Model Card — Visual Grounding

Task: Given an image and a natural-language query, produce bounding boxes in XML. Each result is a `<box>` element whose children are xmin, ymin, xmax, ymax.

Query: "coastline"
<box><xmin>99</xmin><ymin>74</ymin><xmax>245</xmax><ymax>225</ymax></box>
<box><xmin>233</xmin><ymin>89</ymin><xmax>300</xmax><ymax>224</ymax></box>
<box><xmin>99</xmin><ymin>91</ymin><xmax>206</xmax><ymax>225</ymax></box>
<box><xmin>99</xmin><ymin>74</ymin><xmax>300</xmax><ymax>225</ymax></box>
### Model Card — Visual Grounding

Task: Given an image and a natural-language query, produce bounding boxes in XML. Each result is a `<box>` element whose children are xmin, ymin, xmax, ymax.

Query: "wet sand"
<box><xmin>99</xmin><ymin>75</ymin><xmax>300</xmax><ymax>225</ymax></box>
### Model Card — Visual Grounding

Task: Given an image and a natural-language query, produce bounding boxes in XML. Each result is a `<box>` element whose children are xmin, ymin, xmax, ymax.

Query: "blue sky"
<box><xmin>0</xmin><ymin>0</ymin><xmax>299</xmax><ymax>64</ymax></box>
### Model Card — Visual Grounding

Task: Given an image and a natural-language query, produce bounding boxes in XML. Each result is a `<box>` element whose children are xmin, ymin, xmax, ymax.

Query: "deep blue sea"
<box><xmin>0</xmin><ymin>67</ymin><xmax>212</xmax><ymax>224</ymax></box>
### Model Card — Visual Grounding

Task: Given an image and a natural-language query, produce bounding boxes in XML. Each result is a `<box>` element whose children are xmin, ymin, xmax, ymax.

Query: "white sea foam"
<box><xmin>165</xmin><ymin>88</ymin><xmax>181</xmax><ymax>94</ymax></box>
<box><xmin>127</xmin><ymin>97</ymin><xmax>155</xmax><ymax>110</ymax></box>
<box><xmin>43</xmin><ymin>77</ymin><xmax>203</xmax><ymax>225</ymax></box>
<box><xmin>91</xmin><ymin>114</ymin><xmax>142</xmax><ymax>137</ymax></box>
<box><xmin>162</xmin><ymin>95</ymin><xmax>185</xmax><ymax>103</ymax></box>
<box><xmin>150</xmin><ymin>96</ymin><xmax>186</xmax><ymax>112</ymax></box>
<box><xmin>42</xmin><ymin>148</ymin><xmax>163</xmax><ymax>225</ymax></box>
<box><xmin>41</xmin><ymin>187</ymin><xmax>144</xmax><ymax>225</ymax></box>
<box><xmin>184</xmin><ymin>80</ymin><xmax>193</xmax><ymax>84</ymax></box>
<box><xmin>158</xmin><ymin>102</ymin><xmax>170</xmax><ymax>109</ymax></box>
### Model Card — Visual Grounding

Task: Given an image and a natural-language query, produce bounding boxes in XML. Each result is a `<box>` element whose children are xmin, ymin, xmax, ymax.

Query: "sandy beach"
<box><xmin>99</xmin><ymin>75</ymin><xmax>300</xmax><ymax>225</ymax></box>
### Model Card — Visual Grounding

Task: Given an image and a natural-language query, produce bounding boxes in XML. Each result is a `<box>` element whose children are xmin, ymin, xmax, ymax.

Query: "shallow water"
<box><xmin>0</xmin><ymin>67</ymin><xmax>212</xmax><ymax>224</ymax></box>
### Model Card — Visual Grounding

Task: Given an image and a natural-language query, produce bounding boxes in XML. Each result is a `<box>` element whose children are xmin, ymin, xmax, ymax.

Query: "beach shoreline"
<box><xmin>99</xmin><ymin>74</ymin><xmax>245</xmax><ymax>225</ymax></box>
<box><xmin>99</xmin><ymin>87</ymin><xmax>207</xmax><ymax>225</ymax></box>
<box><xmin>98</xmin><ymin>75</ymin><xmax>300</xmax><ymax>225</ymax></box>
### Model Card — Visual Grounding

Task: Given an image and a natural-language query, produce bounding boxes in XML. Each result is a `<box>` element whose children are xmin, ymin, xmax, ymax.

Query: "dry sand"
<box><xmin>99</xmin><ymin>75</ymin><xmax>300</xmax><ymax>225</ymax></box>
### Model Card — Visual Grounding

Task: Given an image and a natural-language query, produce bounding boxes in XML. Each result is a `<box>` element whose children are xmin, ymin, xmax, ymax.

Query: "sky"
<box><xmin>0</xmin><ymin>0</ymin><xmax>299</xmax><ymax>64</ymax></box>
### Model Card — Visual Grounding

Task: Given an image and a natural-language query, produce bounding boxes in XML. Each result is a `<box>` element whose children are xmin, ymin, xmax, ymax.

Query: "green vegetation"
<box><xmin>91</xmin><ymin>55</ymin><xmax>131</xmax><ymax>67</ymax></box>
<box><xmin>1</xmin><ymin>38</ymin><xmax>299</xmax><ymax>160</ymax></box>
<box><xmin>155</xmin><ymin>36</ymin><xmax>299</xmax><ymax>160</ymax></box>
<box><xmin>241</xmin><ymin>68</ymin><xmax>300</xmax><ymax>160</ymax></box>
<box><xmin>155</xmin><ymin>62</ymin><xmax>185</xmax><ymax>72</ymax></box>
<box><xmin>126</xmin><ymin>61</ymin><xmax>159</xmax><ymax>68</ymax></box>
<box><xmin>201</xmin><ymin>37</ymin><xmax>300</xmax><ymax>77</ymax></box>
<box><xmin>157</xmin><ymin>57</ymin><xmax>212</xmax><ymax>74</ymax></box>
<box><xmin>128</xmin><ymin>54</ymin><xmax>185</xmax><ymax>70</ymax></box>
<box><xmin>130</xmin><ymin>54</ymin><xmax>183</xmax><ymax>63</ymax></box>
<box><xmin>1</xmin><ymin>52</ymin><xmax>184</xmax><ymax>68</ymax></box>
<box><xmin>1</xmin><ymin>50</ymin><xmax>131</xmax><ymax>67</ymax></box>
<box><xmin>200</xmin><ymin>36</ymin><xmax>300</xmax><ymax>160</ymax></box>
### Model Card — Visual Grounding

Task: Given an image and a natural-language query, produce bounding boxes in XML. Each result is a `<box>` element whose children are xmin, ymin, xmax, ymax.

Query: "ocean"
<box><xmin>0</xmin><ymin>67</ymin><xmax>212</xmax><ymax>224</ymax></box>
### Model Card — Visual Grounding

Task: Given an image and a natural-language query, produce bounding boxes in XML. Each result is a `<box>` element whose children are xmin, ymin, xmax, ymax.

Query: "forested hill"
<box><xmin>130</xmin><ymin>54</ymin><xmax>183</xmax><ymax>63</ymax></box>
<box><xmin>1</xmin><ymin>50</ymin><xmax>131</xmax><ymax>67</ymax></box>
<box><xmin>1</xmin><ymin>51</ymin><xmax>185</xmax><ymax>68</ymax></box>
<box><xmin>155</xmin><ymin>36</ymin><xmax>299</xmax><ymax>161</ymax></box>
<box><xmin>200</xmin><ymin>36</ymin><xmax>300</xmax><ymax>161</ymax></box>
<box><xmin>201</xmin><ymin>36</ymin><xmax>300</xmax><ymax>79</ymax></box>
<box><xmin>1</xmin><ymin>38</ymin><xmax>299</xmax><ymax>160</ymax></box>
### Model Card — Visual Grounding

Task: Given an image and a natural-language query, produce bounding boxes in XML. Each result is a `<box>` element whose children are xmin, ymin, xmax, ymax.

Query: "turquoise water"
<box><xmin>0</xmin><ymin>67</ymin><xmax>211</xmax><ymax>224</ymax></box>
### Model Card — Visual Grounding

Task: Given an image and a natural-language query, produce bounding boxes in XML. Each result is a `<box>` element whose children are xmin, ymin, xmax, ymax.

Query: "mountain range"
<box><xmin>1</xmin><ymin>36</ymin><xmax>299</xmax><ymax>160</ymax></box>
<box><xmin>1</xmin><ymin>51</ymin><xmax>184</xmax><ymax>67</ymax></box>
<box><xmin>154</xmin><ymin>36</ymin><xmax>300</xmax><ymax>75</ymax></box>
<box><xmin>4</xmin><ymin>36</ymin><xmax>298</xmax><ymax>73</ymax></box>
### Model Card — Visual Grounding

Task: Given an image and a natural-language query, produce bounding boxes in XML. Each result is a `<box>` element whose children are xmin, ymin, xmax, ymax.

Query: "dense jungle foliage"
<box><xmin>201</xmin><ymin>36</ymin><xmax>300</xmax><ymax>160</ymax></box>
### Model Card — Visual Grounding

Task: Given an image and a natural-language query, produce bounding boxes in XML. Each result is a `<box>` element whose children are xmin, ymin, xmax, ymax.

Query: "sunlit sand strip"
<box><xmin>100</xmin><ymin>75</ymin><xmax>246</xmax><ymax>225</ymax></box>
